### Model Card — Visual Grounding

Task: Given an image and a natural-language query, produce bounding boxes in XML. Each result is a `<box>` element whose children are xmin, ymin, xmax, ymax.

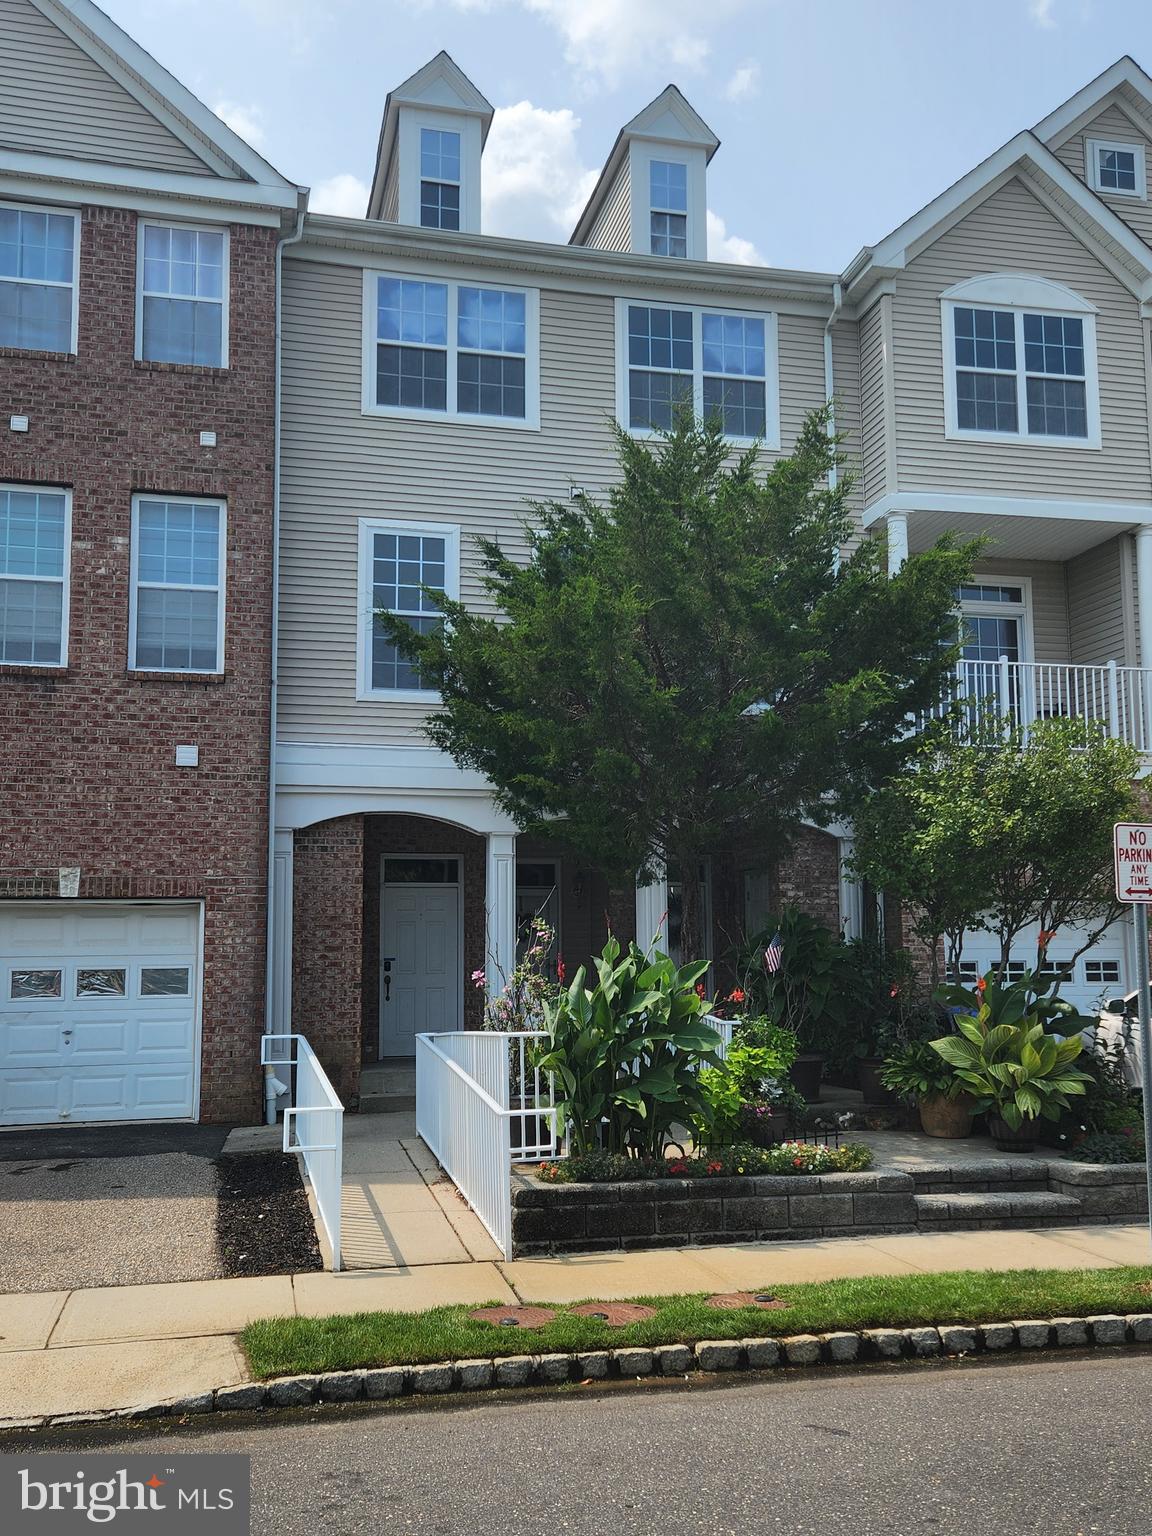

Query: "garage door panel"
<box><xmin>0</xmin><ymin>903</ymin><xmax>200</xmax><ymax>1125</ymax></box>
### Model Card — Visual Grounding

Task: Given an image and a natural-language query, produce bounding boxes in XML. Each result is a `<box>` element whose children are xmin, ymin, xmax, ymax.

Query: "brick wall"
<box><xmin>292</xmin><ymin>817</ymin><xmax>364</xmax><ymax>1103</ymax></box>
<box><xmin>0</xmin><ymin>205</ymin><xmax>278</xmax><ymax>1122</ymax></box>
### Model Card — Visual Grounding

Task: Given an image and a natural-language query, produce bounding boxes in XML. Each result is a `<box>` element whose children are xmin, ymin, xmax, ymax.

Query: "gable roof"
<box><xmin>1032</xmin><ymin>55</ymin><xmax>1152</xmax><ymax>148</ymax></box>
<box><xmin>842</xmin><ymin>122</ymin><xmax>1152</xmax><ymax>307</ymax></box>
<box><xmin>569</xmin><ymin>84</ymin><xmax>719</xmax><ymax>246</ymax></box>
<box><xmin>368</xmin><ymin>51</ymin><xmax>494</xmax><ymax>221</ymax></box>
<box><xmin>0</xmin><ymin>0</ymin><xmax>299</xmax><ymax>210</ymax></box>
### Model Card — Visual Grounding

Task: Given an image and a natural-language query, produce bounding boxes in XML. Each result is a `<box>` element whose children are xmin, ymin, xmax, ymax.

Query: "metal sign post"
<box><xmin>1112</xmin><ymin>823</ymin><xmax>1152</xmax><ymax>1255</ymax></box>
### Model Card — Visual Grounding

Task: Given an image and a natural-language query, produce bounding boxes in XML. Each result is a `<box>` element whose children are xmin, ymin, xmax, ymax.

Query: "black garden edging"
<box><xmin>510</xmin><ymin>1159</ymin><xmax>1151</xmax><ymax>1256</ymax></box>
<box><xmin>9</xmin><ymin>1311</ymin><xmax>1152</xmax><ymax>1432</ymax></box>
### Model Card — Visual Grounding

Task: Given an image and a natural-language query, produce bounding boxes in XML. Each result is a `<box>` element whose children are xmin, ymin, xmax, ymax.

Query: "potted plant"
<box><xmin>880</xmin><ymin>1042</ymin><xmax>974</xmax><ymax>1138</ymax></box>
<box><xmin>930</xmin><ymin>978</ymin><xmax>1093</xmax><ymax>1153</ymax></box>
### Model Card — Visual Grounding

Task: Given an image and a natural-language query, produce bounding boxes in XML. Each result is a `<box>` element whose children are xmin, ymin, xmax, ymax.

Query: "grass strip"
<box><xmin>242</xmin><ymin>1264</ymin><xmax>1152</xmax><ymax>1378</ymax></box>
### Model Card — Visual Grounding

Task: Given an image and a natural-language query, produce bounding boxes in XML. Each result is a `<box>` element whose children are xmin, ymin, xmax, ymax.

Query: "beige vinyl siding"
<box><xmin>971</xmin><ymin>557</ymin><xmax>1069</xmax><ymax>663</ymax></box>
<box><xmin>586</xmin><ymin>166</ymin><xmax>631</xmax><ymax>252</ymax></box>
<box><xmin>279</xmin><ymin>259</ymin><xmax>831</xmax><ymax>746</ymax></box>
<box><xmin>831</xmin><ymin>315</ymin><xmax>863</xmax><ymax>533</ymax></box>
<box><xmin>380</xmin><ymin>166</ymin><xmax>399</xmax><ymax>222</ymax></box>
<box><xmin>1067</xmin><ymin>534</ymin><xmax>1129</xmax><ymax>664</ymax></box>
<box><xmin>0</xmin><ymin>0</ymin><xmax>215</xmax><ymax>174</ymax></box>
<box><xmin>891</xmin><ymin>176</ymin><xmax>1152</xmax><ymax>501</ymax></box>
<box><xmin>858</xmin><ymin>301</ymin><xmax>887</xmax><ymax>506</ymax></box>
<box><xmin>1053</xmin><ymin>104</ymin><xmax>1152</xmax><ymax>250</ymax></box>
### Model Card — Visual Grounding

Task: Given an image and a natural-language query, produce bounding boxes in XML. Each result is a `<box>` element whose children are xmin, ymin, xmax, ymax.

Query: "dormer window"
<box><xmin>649</xmin><ymin>160</ymin><xmax>688</xmax><ymax>257</ymax></box>
<box><xmin>420</xmin><ymin>128</ymin><xmax>462</xmax><ymax>230</ymax></box>
<box><xmin>1086</xmin><ymin>137</ymin><xmax>1146</xmax><ymax>199</ymax></box>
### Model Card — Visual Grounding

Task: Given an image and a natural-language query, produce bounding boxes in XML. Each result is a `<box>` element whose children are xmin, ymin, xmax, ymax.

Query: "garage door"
<box><xmin>953</xmin><ymin>919</ymin><xmax>1129</xmax><ymax>1017</ymax></box>
<box><xmin>0</xmin><ymin>904</ymin><xmax>200</xmax><ymax>1125</ymax></box>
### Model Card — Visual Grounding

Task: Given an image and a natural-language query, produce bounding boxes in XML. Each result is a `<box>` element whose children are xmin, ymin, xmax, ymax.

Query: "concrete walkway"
<box><xmin>2</xmin><ymin>1221</ymin><xmax>1149</xmax><ymax>1423</ymax></box>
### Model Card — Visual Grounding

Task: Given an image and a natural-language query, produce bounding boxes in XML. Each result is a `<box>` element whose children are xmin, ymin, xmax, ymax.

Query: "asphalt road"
<box><xmin>13</xmin><ymin>1353</ymin><xmax>1152</xmax><ymax>1535</ymax></box>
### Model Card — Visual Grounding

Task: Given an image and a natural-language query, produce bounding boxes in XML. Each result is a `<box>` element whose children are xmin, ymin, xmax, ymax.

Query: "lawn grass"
<box><xmin>241</xmin><ymin>1264</ymin><xmax>1152</xmax><ymax>1379</ymax></box>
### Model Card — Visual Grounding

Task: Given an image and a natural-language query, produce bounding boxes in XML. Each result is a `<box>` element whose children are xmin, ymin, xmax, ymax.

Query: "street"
<box><xmin>11</xmin><ymin>1352</ymin><xmax>1151</xmax><ymax>1535</ymax></box>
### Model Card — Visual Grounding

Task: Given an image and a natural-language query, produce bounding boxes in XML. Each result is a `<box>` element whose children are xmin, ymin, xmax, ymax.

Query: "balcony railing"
<box><xmin>932</xmin><ymin>658</ymin><xmax>1152</xmax><ymax>752</ymax></box>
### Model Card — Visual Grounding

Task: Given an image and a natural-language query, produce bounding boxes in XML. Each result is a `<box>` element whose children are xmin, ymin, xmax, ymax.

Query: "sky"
<box><xmin>98</xmin><ymin>0</ymin><xmax>1152</xmax><ymax>273</ymax></box>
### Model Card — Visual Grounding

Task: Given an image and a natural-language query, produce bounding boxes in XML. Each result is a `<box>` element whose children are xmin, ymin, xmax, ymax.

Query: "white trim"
<box><xmin>398</xmin><ymin>109</ymin><xmax>480</xmax><ymax>234</ymax></box>
<box><xmin>380</xmin><ymin>854</ymin><xmax>465</xmax><ymax>1049</ymax></box>
<box><xmin>128</xmin><ymin>493</ymin><xmax>227</xmax><ymax>675</ymax></box>
<box><xmin>627</xmin><ymin>141</ymin><xmax>706</xmax><ymax>261</ymax></box>
<box><xmin>134</xmin><ymin>218</ymin><xmax>229</xmax><ymax>368</ymax></box>
<box><xmin>356</xmin><ymin>516</ymin><xmax>460</xmax><ymax>702</ymax></box>
<box><xmin>614</xmin><ymin>295</ymin><xmax>781</xmax><ymax>449</ymax></box>
<box><xmin>940</xmin><ymin>273</ymin><xmax>1097</xmax><ymax>315</ymax></box>
<box><xmin>0</xmin><ymin>148</ymin><xmax>294</xmax><ymax>216</ymax></box>
<box><xmin>860</xmin><ymin>489</ymin><xmax>1152</xmax><ymax>529</ymax></box>
<box><xmin>940</xmin><ymin>292</ymin><xmax>1101</xmax><ymax>450</ymax></box>
<box><xmin>0</xmin><ymin>199</ymin><xmax>81</xmax><ymax>354</ymax></box>
<box><xmin>1086</xmin><ymin>137</ymin><xmax>1148</xmax><ymax>199</ymax></box>
<box><xmin>0</xmin><ymin>482</ymin><xmax>72</xmax><ymax>668</ymax></box>
<box><xmin>1032</xmin><ymin>59</ymin><xmax>1152</xmax><ymax>145</ymax></box>
<box><xmin>360</xmin><ymin>269</ymin><xmax>540</xmax><ymax>430</ymax></box>
<box><xmin>959</xmin><ymin>572</ymin><xmax>1035</xmax><ymax>665</ymax></box>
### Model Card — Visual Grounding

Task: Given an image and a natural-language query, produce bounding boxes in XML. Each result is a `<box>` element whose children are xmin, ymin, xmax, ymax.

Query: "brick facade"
<box><xmin>292</xmin><ymin>817</ymin><xmax>365</xmax><ymax>1104</ymax></box>
<box><xmin>0</xmin><ymin>206</ymin><xmax>278</xmax><ymax>1123</ymax></box>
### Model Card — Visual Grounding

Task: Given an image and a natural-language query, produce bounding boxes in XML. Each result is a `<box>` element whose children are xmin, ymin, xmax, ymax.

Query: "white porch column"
<box><xmin>485</xmin><ymin>832</ymin><xmax>518</xmax><ymax>1000</ymax></box>
<box><xmin>635</xmin><ymin>870</ymin><xmax>669</xmax><ymax>955</ymax></box>
<box><xmin>267</xmin><ymin>827</ymin><xmax>294</xmax><ymax>1033</ymax></box>
<box><xmin>837</xmin><ymin>835</ymin><xmax>864</xmax><ymax>940</ymax></box>
<box><xmin>1135</xmin><ymin>524</ymin><xmax>1152</xmax><ymax>671</ymax></box>
<box><xmin>886</xmin><ymin>510</ymin><xmax>909</xmax><ymax>575</ymax></box>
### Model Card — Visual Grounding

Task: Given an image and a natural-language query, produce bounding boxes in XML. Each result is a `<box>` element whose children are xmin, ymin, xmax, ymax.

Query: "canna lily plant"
<box><xmin>930</xmin><ymin>999</ymin><xmax>1092</xmax><ymax>1133</ymax></box>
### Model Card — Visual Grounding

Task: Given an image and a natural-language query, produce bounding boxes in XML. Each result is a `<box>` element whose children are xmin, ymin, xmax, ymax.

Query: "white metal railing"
<box><xmin>261</xmin><ymin>1032</ymin><xmax>344</xmax><ymax>1270</ymax></box>
<box><xmin>931</xmin><ymin>658</ymin><xmax>1152</xmax><ymax>752</ymax></box>
<box><xmin>415</xmin><ymin>1030</ymin><xmax>558</xmax><ymax>1260</ymax></box>
<box><xmin>704</xmin><ymin>1013</ymin><xmax>734</xmax><ymax>1058</ymax></box>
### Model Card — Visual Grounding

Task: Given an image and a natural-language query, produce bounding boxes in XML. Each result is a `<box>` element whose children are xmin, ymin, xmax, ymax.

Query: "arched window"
<box><xmin>939</xmin><ymin>273</ymin><xmax>1100</xmax><ymax>448</ymax></box>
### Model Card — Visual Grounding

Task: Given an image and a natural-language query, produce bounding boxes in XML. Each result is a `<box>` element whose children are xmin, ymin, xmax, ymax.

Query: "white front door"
<box><xmin>0</xmin><ymin>902</ymin><xmax>200</xmax><ymax>1125</ymax></box>
<box><xmin>380</xmin><ymin>860</ymin><xmax>462</xmax><ymax>1057</ymax></box>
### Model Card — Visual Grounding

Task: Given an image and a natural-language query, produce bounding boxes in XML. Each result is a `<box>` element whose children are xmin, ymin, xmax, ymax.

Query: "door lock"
<box><xmin>382</xmin><ymin>956</ymin><xmax>395</xmax><ymax>1004</ymax></box>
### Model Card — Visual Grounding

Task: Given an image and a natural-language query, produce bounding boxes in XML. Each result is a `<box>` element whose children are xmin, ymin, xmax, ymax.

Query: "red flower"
<box><xmin>556</xmin><ymin>957</ymin><xmax>566</xmax><ymax>983</ymax></box>
<box><xmin>792</xmin><ymin>1157</ymin><xmax>804</xmax><ymax>1168</ymax></box>
<box><xmin>889</xmin><ymin>985</ymin><xmax>899</xmax><ymax>998</ymax></box>
<box><xmin>728</xmin><ymin>988</ymin><xmax>746</xmax><ymax>1004</ymax></box>
<box><xmin>975</xmin><ymin>975</ymin><xmax>987</xmax><ymax>995</ymax></box>
<box><xmin>706</xmin><ymin>1160</ymin><xmax>723</xmax><ymax>1174</ymax></box>
<box><xmin>695</xmin><ymin>982</ymin><xmax>707</xmax><ymax>998</ymax></box>
<box><xmin>1037</xmin><ymin>929</ymin><xmax>1057</xmax><ymax>951</ymax></box>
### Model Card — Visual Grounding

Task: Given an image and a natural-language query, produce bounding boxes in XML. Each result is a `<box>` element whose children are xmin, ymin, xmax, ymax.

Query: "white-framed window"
<box><xmin>1086</xmin><ymin>137</ymin><xmax>1147</xmax><ymax>199</ymax></box>
<box><xmin>136</xmin><ymin>221</ymin><xmax>228</xmax><ymax>368</ymax></box>
<box><xmin>0</xmin><ymin>484</ymin><xmax>70</xmax><ymax>666</ymax></box>
<box><xmin>362</xmin><ymin>271</ymin><xmax>539</xmax><ymax>427</ymax></box>
<box><xmin>0</xmin><ymin>202</ymin><xmax>79</xmax><ymax>354</ymax></box>
<box><xmin>649</xmin><ymin>159</ymin><xmax>688</xmax><ymax>258</ymax></box>
<box><xmin>940</xmin><ymin>277</ymin><xmax>1101</xmax><ymax>448</ymax></box>
<box><xmin>357</xmin><ymin>517</ymin><xmax>460</xmax><ymax>700</ymax></box>
<box><xmin>615</xmin><ymin>298</ymin><xmax>779</xmax><ymax>446</ymax></box>
<box><xmin>129</xmin><ymin>495</ymin><xmax>226</xmax><ymax>674</ymax></box>
<box><xmin>419</xmin><ymin>128</ymin><xmax>462</xmax><ymax>231</ymax></box>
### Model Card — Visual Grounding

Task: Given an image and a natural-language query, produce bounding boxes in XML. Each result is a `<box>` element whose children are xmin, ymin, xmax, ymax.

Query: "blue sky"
<box><xmin>100</xmin><ymin>0</ymin><xmax>1152</xmax><ymax>271</ymax></box>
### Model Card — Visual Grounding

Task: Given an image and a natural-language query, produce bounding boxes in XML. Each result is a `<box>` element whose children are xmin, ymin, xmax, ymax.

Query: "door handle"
<box><xmin>382</xmin><ymin>957</ymin><xmax>394</xmax><ymax>1004</ymax></box>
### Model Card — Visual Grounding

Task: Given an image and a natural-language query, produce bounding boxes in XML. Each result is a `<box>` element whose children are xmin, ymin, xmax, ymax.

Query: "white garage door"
<box><xmin>0</xmin><ymin>904</ymin><xmax>200</xmax><ymax>1126</ymax></box>
<box><xmin>954</xmin><ymin>919</ymin><xmax>1129</xmax><ymax>1016</ymax></box>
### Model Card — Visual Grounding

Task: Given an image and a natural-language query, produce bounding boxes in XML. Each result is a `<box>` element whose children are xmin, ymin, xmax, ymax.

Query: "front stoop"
<box><xmin>914</xmin><ymin>1190</ymin><xmax>1083</xmax><ymax>1230</ymax></box>
<box><xmin>359</xmin><ymin>1059</ymin><xmax>416</xmax><ymax>1114</ymax></box>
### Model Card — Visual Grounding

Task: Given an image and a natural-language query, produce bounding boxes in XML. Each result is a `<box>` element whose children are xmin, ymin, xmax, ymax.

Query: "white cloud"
<box><xmin>311</xmin><ymin>173</ymin><xmax>370</xmax><ymax>217</ymax></box>
<box><xmin>707</xmin><ymin>209</ymin><xmax>763</xmax><ymax>265</ymax></box>
<box><xmin>482</xmin><ymin>101</ymin><xmax>598</xmax><ymax>239</ymax></box>
<box><xmin>212</xmin><ymin>100</ymin><xmax>266</xmax><ymax>147</ymax></box>
<box><xmin>1027</xmin><ymin>0</ymin><xmax>1056</xmax><ymax>27</ymax></box>
<box><xmin>725</xmin><ymin>61</ymin><xmax>760</xmax><ymax>102</ymax></box>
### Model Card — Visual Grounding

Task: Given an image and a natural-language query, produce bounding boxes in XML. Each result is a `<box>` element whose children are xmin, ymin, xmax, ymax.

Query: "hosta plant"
<box><xmin>930</xmin><ymin>1008</ymin><xmax>1092</xmax><ymax>1131</ymax></box>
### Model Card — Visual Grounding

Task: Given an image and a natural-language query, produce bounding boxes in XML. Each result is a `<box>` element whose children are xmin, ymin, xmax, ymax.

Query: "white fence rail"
<box><xmin>933</xmin><ymin>658</ymin><xmax>1152</xmax><ymax>751</ymax></box>
<box><xmin>261</xmin><ymin>1032</ymin><xmax>344</xmax><ymax>1271</ymax></box>
<box><xmin>704</xmin><ymin>1013</ymin><xmax>734</xmax><ymax>1058</ymax></box>
<box><xmin>415</xmin><ymin>1031</ymin><xmax>557</xmax><ymax>1260</ymax></box>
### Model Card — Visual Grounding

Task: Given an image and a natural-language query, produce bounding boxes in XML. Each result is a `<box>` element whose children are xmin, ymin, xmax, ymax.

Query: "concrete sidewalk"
<box><xmin>1</xmin><ymin>1221</ymin><xmax>1149</xmax><ymax>1423</ymax></box>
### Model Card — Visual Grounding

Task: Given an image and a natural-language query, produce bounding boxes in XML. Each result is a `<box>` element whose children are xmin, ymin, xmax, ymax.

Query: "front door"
<box><xmin>958</xmin><ymin>579</ymin><xmax>1031</xmax><ymax>722</ymax></box>
<box><xmin>379</xmin><ymin>858</ymin><xmax>462</xmax><ymax>1057</ymax></box>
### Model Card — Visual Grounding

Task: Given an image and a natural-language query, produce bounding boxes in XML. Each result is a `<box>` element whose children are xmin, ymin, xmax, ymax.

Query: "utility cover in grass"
<box><xmin>469</xmin><ymin>1306</ymin><xmax>558</xmax><ymax>1328</ymax></box>
<box><xmin>569</xmin><ymin>1302</ymin><xmax>658</xmax><ymax>1325</ymax></box>
<box><xmin>706</xmin><ymin>1293</ymin><xmax>790</xmax><ymax>1310</ymax></box>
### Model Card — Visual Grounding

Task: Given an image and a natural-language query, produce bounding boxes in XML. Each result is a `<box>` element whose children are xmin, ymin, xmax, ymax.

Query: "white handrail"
<box><xmin>931</xmin><ymin>658</ymin><xmax>1152</xmax><ymax>752</ymax></box>
<box><xmin>261</xmin><ymin>1032</ymin><xmax>344</xmax><ymax>1270</ymax></box>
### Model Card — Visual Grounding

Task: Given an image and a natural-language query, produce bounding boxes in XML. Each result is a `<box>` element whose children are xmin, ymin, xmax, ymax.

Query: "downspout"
<box><xmin>823</xmin><ymin>279</ymin><xmax>843</xmax><ymax>490</ymax></box>
<box><xmin>264</xmin><ymin>187</ymin><xmax>309</xmax><ymax>1125</ymax></box>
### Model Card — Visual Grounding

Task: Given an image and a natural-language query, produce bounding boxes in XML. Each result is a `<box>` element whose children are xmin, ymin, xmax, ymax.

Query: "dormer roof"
<box><xmin>569</xmin><ymin>84</ymin><xmax>719</xmax><ymax>246</ymax></box>
<box><xmin>368</xmin><ymin>51</ymin><xmax>494</xmax><ymax>221</ymax></box>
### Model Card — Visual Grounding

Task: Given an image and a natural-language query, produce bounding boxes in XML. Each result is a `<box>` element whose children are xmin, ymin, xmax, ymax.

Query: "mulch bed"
<box><xmin>215</xmin><ymin>1152</ymin><xmax>322</xmax><ymax>1277</ymax></box>
<box><xmin>569</xmin><ymin>1302</ymin><xmax>658</xmax><ymax>1325</ymax></box>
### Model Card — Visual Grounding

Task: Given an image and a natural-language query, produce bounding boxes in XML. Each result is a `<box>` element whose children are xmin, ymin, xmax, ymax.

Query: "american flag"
<box><xmin>763</xmin><ymin>932</ymin><xmax>783</xmax><ymax>975</ymax></box>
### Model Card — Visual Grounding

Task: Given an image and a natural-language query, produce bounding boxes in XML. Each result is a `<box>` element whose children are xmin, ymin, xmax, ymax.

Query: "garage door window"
<box><xmin>141</xmin><ymin>966</ymin><xmax>190</xmax><ymax>996</ymax></box>
<box><xmin>76</xmin><ymin>968</ymin><xmax>126</xmax><ymax>997</ymax></box>
<box><xmin>11</xmin><ymin>969</ymin><xmax>61</xmax><ymax>998</ymax></box>
<box><xmin>1085</xmin><ymin>960</ymin><xmax>1121</xmax><ymax>985</ymax></box>
<box><xmin>0</xmin><ymin>486</ymin><xmax>69</xmax><ymax>666</ymax></box>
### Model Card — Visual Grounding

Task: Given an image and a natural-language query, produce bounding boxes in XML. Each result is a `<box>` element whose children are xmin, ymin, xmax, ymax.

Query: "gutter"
<box><xmin>823</xmin><ymin>279</ymin><xmax>843</xmax><ymax>489</ymax></box>
<box><xmin>263</xmin><ymin>185</ymin><xmax>309</xmax><ymax>1124</ymax></box>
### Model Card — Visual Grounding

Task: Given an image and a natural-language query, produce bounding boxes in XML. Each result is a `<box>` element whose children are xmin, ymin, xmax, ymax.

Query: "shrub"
<box><xmin>533</xmin><ymin>1140</ymin><xmax>873</xmax><ymax>1184</ymax></box>
<box><xmin>1062</xmin><ymin>1129</ymin><xmax>1145</xmax><ymax>1165</ymax></box>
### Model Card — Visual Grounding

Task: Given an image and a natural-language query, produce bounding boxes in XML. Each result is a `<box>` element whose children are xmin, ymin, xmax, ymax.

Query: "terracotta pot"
<box><xmin>988</xmin><ymin>1114</ymin><xmax>1036</xmax><ymax>1153</ymax></box>
<box><xmin>918</xmin><ymin>1092</ymin><xmax>974</xmax><ymax>1139</ymax></box>
<box><xmin>788</xmin><ymin>1054</ymin><xmax>824</xmax><ymax>1103</ymax></box>
<box><xmin>856</xmin><ymin>1058</ymin><xmax>898</xmax><ymax>1105</ymax></box>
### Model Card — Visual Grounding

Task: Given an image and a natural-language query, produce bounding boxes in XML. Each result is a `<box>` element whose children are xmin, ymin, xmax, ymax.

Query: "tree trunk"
<box><xmin>675</xmin><ymin>858</ymin><xmax>707</xmax><ymax>969</ymax></box>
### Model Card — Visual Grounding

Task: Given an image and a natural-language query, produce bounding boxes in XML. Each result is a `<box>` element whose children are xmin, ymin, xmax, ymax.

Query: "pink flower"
<box><xmin>471</xmin><ymin>969</ymin><xmax>486</xmax><ymax>989</ymax></box>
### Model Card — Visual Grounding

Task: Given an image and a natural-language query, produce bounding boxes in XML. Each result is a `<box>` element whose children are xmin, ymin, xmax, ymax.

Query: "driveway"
<box><xmin>0</xmin><ymin>1124</ymin><xmax>320</xmax><ymax>1293</ymax></box>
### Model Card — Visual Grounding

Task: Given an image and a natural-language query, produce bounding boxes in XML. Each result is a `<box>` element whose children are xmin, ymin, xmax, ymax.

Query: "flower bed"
<box><xmin>536</xmin><ymin>1141</ymin><xmax>873</xmax><ymax>1184</ymax></box>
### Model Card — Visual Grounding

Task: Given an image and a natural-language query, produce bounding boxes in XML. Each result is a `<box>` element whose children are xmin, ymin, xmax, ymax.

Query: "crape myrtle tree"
<box><xmin>378</xmin><ymin>409</ymin><xmax>977</xmax><ymax>963</ymax></box>
<box><xmin>851</xmin><ymin>718</ymin><xmax>1140</xmax><ymax>988</ymax></box>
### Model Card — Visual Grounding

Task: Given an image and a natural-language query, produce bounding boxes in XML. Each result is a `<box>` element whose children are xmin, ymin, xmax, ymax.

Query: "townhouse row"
<box><xmin>3</xmin><ymin>0</ymin><xmax>1152</xmax><ymax>1124</ymax></box>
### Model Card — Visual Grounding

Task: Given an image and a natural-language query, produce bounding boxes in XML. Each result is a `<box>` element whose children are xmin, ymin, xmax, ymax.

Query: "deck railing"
<box><xmin>261</xmin><ymin>1032</ymin><xmax>344</xmax><ymax>1270</ymax></box>
<box><xmin>931</xmin><ymin>658</ymin><xmax>1152</xmax><ymax>751</ymax></box>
